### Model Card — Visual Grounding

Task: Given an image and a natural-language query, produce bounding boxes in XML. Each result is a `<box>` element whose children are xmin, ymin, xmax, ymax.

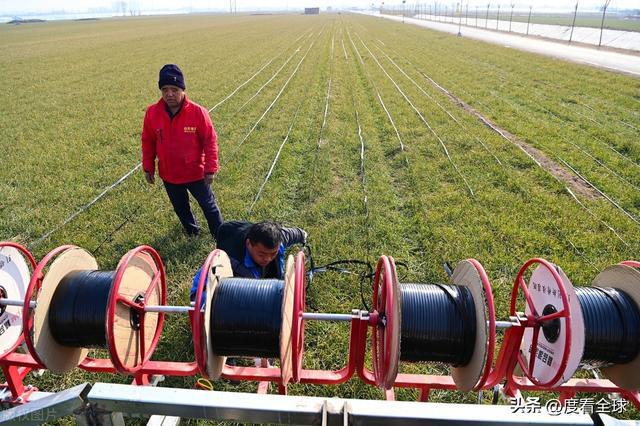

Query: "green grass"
<box><xmin>1</xmin><ymin>12</ymin><xmax>639</xmax><ymax>423</ymax></box>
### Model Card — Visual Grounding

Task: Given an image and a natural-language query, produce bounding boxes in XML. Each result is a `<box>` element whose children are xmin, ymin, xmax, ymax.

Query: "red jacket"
<box><xmin>141</xmin><ymin>95</ymin><xmax>218</xmax><ymax>184</ymax></box>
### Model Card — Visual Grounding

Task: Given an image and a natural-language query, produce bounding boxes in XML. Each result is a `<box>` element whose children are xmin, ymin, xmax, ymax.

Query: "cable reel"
<box><xmin>370</xmin><ymin>256</ymin><xmax>496</xmax><ymax>391</ymax></box>
<box><xmin>191</xmin><ymin>249</ymin><xmax>297</xmax><ymax>386</ymax></box>
<box><xmin>511</xmin><ymin>258</ymin><xmax>640</xmax><ymax>390</ymax></box>
<box><xmin>20</xmin><ymin>245</ymin><xmax>166</xmax><ymax>375</ymax></box>
<box><xmin>0</xmin><ymin>242</ymin><xmax>36</xmax><ymax>360</ymax></box>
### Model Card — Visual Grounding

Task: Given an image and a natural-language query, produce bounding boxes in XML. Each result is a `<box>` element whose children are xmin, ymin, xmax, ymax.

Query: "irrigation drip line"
<box><xmin>371</xmin><ymin>42</ymin><xmax>502</xmax><ymax>167</ymax></box>
<box><xmin>438</xmin><ymin>64</ymin><xmax>640</xmax><ymax>197</ymax></box>
<box><xmin>247</xmin><ymin>92</ymin><xmax>305</xmax><ymax>215</ymax></box>
<box><xmin>356</xmin><ymin>22</ymin><xmax>592</xmax><ymax>267</ymax></box>
<box><xmin>430</xmin><ymin>64</ymin><xmax>629</xmax><ymax>243</ymax></box>
<box><xmin>343</xmin><ymin>26</ymin><xmax>373</xmax><ymax>267</ymax></box>
<box><xmin>562</xmin><ymin>89</ymin><xmax>638</xmax><ymax>130</ymax></box>
<box><xmin>350</xmin><ymin>27</ymin><xmax>458</xmax><ymax>260</ymax></box>
<box><xmin>91</xmin><ymin>205</ymin><xmax>142</xmax><ymax>256</ymax></box>
<box><xmin>477</xmin><ymin>88</ymin><xmax>640</xmax><ymax>226</ymax></box>
<box><xmin>375</xmin><ymin>89</ymin><xmax>406</xmax><ymax>156</ymax></box>
<box><xmin>346</xmin><ymin>29</ymin><xmax>407</xmax><ymax>162</ymax></box>
<box><xmin>29</xmin><ymin>36</ymin><xmax>310</xmax><ymax>249</ymax></box>
<box><xmin>246</xmin><ymin>23</ymin><xmax>328</xmax><ymax>214</ymax></box>
<box><xmin>424</xmin><ymin>68</ymin><xmax>544</xmax><ymax>170</ymax></box>
<box><xmin>320</xmin><ymin>79</ymin><xmax>331</xmax><ymax>137</ymax></box>
<box><xmin>322</xmin><ymin>38</ymin><xmax>333</xmax><ymax>128</ymax></box>
<box><xmin>415</xmin><ymin>70</ymin><xmax>540</xmax><ymax>169</ymax></box>
<box><xmin>559</xmin><ymin>157</ymin><xmax>640</xmax><ymax>228</ymax></box>
<box><xmin>360</xmin><ymin>33</ymin><xmax>623</xmax><ymax>260</ymax></box>
<box><xmin>564</xmin><ymin>187</ymin><xmax>629</xmax><ymax>247</ymax></box>
<box><xmin>549</xmin><ymin>100</ymin><xmax>638</xmax><ymax>168</ymax></box>
<box><xmin>353</xmin><ymin>103</ymin><xmax>369</xmax><ymax>221</ymax></box>
<box><xmin>223</xmin><ymin>36</ymin><xmax>318</xmax><ymax>166</ymax></box>
<box><xmin>621</xmin><ymin>120</ymin><xmax>639</xmax><ymax>133</ymax></box>
<box><xmin>214</xmin><ymin>33</ymin><xmax>315</xmax><ymax>136</ymax></box>
<box><xmin>525</xmin><ymin>95</ymin><xmax>640</xmax><ymax>193</ymax></box>
<box><xmin>419</xmin><ymin>42</ymin><xmax>640</xmax><ymax>172</ymax></box>
<box><xmin>559</xmin><ymin>101</ymin><xmax>606</xmax><ymax>130</ymax></box>
<box><xmin>307</xmin><ymin>28</ymin><xmax>336</xmax><ymax>202</ymax></box>
<box><xmin>356</xmin><ymin>34</ymin><xmax>475</xmax><ymax>199</ymax></box>
<box><xmin>445</xmin><ymin>39</ymin><xmax>634</xmax><ymax>133</ymax></box>
<box><xmin>347</xmin><ymin>26</ymin><xmax>455</xmax><ymax>263</ymax></box>
<box><xmin>423</xmin><ymin>67</ymin><xmax>631</xmax><ymax>248</ymax></box>
<box><xmin>347</xmin><ymin>29</ymin><xmax>364</xmax><ymax>66</ymax></box>
<box><xmin>503</xmin><ymin>69</ymin><xmax>640</xmax><ymax>171</ymax></box>
<box><xmin>32</xmin><ymin>163</ymin><xmax>142</xmax><ymax>248</ymax></box>
<box><xmin>207</xmin><ymin>35</ymin><xmax>293</xmax><ymax>113</ymax></box>
<box><xmin>353</xmin><ymin>103</ymin><xmax>372</xmax><ymax>309</ymax></box>
<box><xmin>318</xmin><ymin>33</ymin><xmax>334</xmax><ymax>147</ymax></box>
<box><xmin>360</xmin><ymin>24</ymin><xmax>629</xmax><ymax>260</ymax></box>
<box><xmin>585</xmin><ymin>103</ymin><xmax>639</xmax><ymax>135</ymax></box>
<box><xmin>341</xmin><ymin>38</ymin><xmax>348</xmax><ymax>60</ymax></box>
<box><xmin>235</xmin><ymin>44</ymin><xmax>304</xmax><ymax>114</ymax></box>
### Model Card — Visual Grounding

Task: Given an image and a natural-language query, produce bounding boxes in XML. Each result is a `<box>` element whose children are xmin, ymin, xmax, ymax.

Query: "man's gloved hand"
<box><xmin>144</xmin><ymin>171</ymin><xmax>155</xmax><ymax>184</ymax></box>
<box><xmin>302</xmin><ymin>230</ymin><xmax>308</xmax><ymax>244</ymax></box>
<box><xmin>204</xmin><ymin>173</ymin><xmax>215</xmax><ymax>185</ymax></box>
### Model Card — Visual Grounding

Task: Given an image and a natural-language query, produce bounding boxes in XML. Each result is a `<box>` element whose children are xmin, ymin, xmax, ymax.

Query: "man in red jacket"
<box><xmin>142</xmin><ymin>64</ymin><xmax>223</xmax><ymax>237</ymax></box>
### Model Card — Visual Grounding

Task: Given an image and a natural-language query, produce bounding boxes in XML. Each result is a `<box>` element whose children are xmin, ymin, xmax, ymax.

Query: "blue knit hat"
<box><xmin>158</xmin><ymin>64</ymin><xmax>185</xmax><ymax>90</ymax></box>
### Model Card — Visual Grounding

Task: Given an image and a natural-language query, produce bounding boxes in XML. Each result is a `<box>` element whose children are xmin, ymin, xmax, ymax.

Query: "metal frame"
<box><xmin>0</xmin><ymin>382</ymin><xmax>620</xmax><ymax>425</ymax></box>
<box><xmin>2</xmin><ymin>242</ymin><xmax>640</xmax><ymax>422</ymax></box>
<box><xmin>0</xmin><ymin>383</ymin><xmax>88</xmax><ymax>425</ymax></box>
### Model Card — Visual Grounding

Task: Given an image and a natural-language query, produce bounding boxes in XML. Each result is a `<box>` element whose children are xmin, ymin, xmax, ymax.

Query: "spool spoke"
<box><xmin>139</xmin><ymin>315</ymin><xmax>146</xmax><ymax>364</ymax></box>
<box><xmin>528</xmin><ymin>326</ymin><xmax>541</xmax><ymax>375</ymax></box>
<box><xmin>538</xmin><ymin>310</ymin><xmax>566</xmax><ymax>323</ymax></box>
<box><xmin>143</xmin><ymin>272</ymin><xmax>161</xmax><ymax>304</ymax></box>
<box><xmin>116</xmin><ymin>295</ymin><xmax>142</xmax><ymax>311</ymax></box>
<box><xmin>379</xmin><ymin>273</ymin><xmax>387</xmax><ymax>382</ymax></box>
<box><xmin>518</xmin><ymin>277</ymin><xmax>538</xmax><ymax>317</ymax></box>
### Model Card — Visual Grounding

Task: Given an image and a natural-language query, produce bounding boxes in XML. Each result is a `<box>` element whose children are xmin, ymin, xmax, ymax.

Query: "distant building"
<box><xmin>304</xmin><ymin>7</ymin><xmax>320</xmax><ymax>15</ymax></box>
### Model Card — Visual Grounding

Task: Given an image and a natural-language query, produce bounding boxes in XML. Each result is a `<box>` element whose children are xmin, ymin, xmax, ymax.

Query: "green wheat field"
<box><xmin>1</xmin><ymin>11</ymin><xmax>639</xmax><ymax>423</ymax></box>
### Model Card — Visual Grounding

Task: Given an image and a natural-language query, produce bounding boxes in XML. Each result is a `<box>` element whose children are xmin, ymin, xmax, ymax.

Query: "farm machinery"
<box><xmin>0</xmin><ymin>241</ymin><xmax>638</xmax><ymax>424</ymax></box>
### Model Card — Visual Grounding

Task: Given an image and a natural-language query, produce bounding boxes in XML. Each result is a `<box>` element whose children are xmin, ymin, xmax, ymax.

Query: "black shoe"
<box><xmin>184</xmin><ymin>228</ymin><xmax>200</xmax><ymax>237</ymax></box>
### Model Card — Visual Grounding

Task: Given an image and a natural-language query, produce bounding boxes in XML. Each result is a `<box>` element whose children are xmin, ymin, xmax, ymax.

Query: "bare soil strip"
<box><xmin>420</xmin><ymin>72</ymin><xmax>600</xmax><ymax>200</ymax></box>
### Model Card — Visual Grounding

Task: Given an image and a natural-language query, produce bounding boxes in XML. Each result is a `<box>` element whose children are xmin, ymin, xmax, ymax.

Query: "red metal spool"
<box><xmin>107</xmin><ymin>245</ymin><xmax>167</xmax><ymax>375</ymax></box>
<box><xmin>371</xmin><ymin>255</ymin><xmax>400</xmax><ymax>389</ymax></box>
<box><xmin>0</xmin><ymin>242</ymin><xmax>36</xmax><ymax>361</ymax></box>
<box><xmin>291</xmin><ymin>250</ymin><xmax>306</xmax><ymax>382</ymax></box>
<box><xmin>511</xmin><ymin>258</ymin><xmax>572</xmax><ymax>388</ymax></box>
<box><xmin>192</xmin><ymin>249</ymin><xmax>220</xmax><ymax>376</ymax></box>
<box><xmin>465</xmin><ymin>258</ymin><xmax>497</xmax><ymax>391</ymax></box>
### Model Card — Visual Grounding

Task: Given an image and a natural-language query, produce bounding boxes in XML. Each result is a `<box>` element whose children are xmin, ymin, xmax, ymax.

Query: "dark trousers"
<box><xmin>162</xmin><ymin>179</ymin><xmax>223</xmax><ymax>238</ymax></box>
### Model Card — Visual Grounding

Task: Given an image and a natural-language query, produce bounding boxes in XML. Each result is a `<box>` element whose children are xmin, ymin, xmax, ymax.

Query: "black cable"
<box><xmin>92</xmin><ymin>206</ymin><xmax>141</xmax><ymax>256</ymax></box>
<box><xmin>310</xmin><ymin>259</ymin><xmax>374</xmax><ymax>312</ymax></box>
<box><xmin>359</xmin><ymin>267</ymin><xmax>373</xmax><ymax>313</ymax></box>
<box><xmin>443</xmin><ymin>261</ymin><xmax>454</xmax><ymax>279</ymax></box>
<box><xmin>303</xmin><ymin>244</ymin><xmax>315</xmax><ymax>275</ymax></box>
<box><xmin>576</xmin><ymin>286</ymin><xmax>640</xmax><ymax>365</ymax></box>
<box><xmin>210</xmin><ymin>278</ymin><xmax>283</xmax><ymax>358</ymax></box>
<box><xmin>394</xmin><ymin>260</ymin><xmax>409</xmax><ymax>281</ymax></box>
<box><xmin>400</xmin><ymin>283</ymin><xmax>476</xmax><ymax>366</ymax></box>
<box><xmin>48</xmin><ymin>270</ymin><xmax>114</xmax><ymax>348</ymax></box>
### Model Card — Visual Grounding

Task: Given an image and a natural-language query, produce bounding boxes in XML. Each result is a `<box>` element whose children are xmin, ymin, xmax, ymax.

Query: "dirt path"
<box><xmin>421</xmin><ymin>73</ymin><xmax>600</xmax><ymax>200</ymax></box>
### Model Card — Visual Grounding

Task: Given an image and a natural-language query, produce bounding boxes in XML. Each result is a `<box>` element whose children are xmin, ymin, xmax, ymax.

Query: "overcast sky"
<box><xmin>0</xmin><ymin>0</ymin><xmax>637</xmax><ymax>15</ymax></box>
